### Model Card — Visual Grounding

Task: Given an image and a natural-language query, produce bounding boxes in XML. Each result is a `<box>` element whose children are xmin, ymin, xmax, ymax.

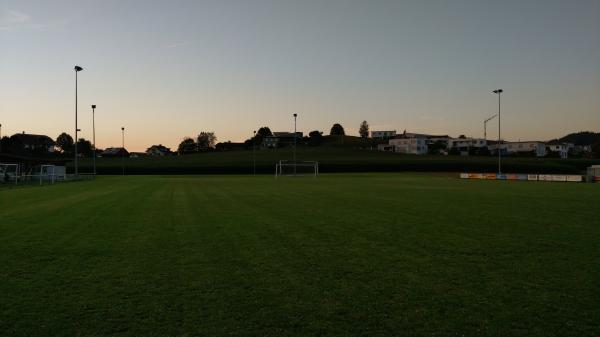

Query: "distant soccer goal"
<box><xmin>275</xmin><ymin>161</ymin><xmax>319</xmax><ymax>177</ymax></box>
<box><xmin>0</xmin><ymin>163</ymin><xmax>20</xmax><ymax>185</ymax></box>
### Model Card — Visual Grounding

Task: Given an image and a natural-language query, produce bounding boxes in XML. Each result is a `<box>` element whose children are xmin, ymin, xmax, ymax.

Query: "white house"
<box><xmin>447</xmin><ymin>138</ymin><xmax>487</xmax><ymax>155</ymax></box>
<box><xmin>505</xmin><ymin>141</ymin><xmax>547</xmax><ymax>157</ymax></box>
<box><xmin>388</xmin><ymin>137</ymin><xmax>428</xmax><ymax>155</ymax></box>
<box><xmin>371</xmin><ymin>130</ymin><xmax>396</xmax><ymax>139</ymax></box>
<box><xmin>547</xmin><ymin>142</ymin><xmax>573</xmax><ymax>158</ymax></box>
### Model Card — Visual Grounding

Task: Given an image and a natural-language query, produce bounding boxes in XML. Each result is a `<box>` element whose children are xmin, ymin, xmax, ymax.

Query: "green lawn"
<box><xmin>1</xmin><ymin>174</ymin><xmax>599</xmax><ymax>336</ymax></box>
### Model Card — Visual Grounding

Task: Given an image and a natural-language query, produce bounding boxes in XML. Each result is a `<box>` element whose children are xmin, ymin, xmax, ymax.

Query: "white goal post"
<box><xmin>0</xmin><ymin>163</ymin><xmax>20</xmax><ymax>185</ymax></box>
<box><xmin>275</xmin><ymin>160</ymin><xmax>319</xmax><ymax>177</ymax></box>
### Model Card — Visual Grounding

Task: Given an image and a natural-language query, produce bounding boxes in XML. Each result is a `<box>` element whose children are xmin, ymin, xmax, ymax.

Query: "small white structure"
<box><xmin>547</xmin><ymin>143</ymin><xmax>573</xmax><ymax>159</ymax></box>
<box><xmin>389</xmin><ymin>137</ymin><xmax>428</xmax><ymax>155</ymax></box>
<box><xmin>505</xmin><ymin>141</ymin><xmax>547</xmax><ymax>157</ymax></box>
<box><xmin>371</xmin><ymin>130</ymin><xmax>396</xmax><ymax>139</ymax></box>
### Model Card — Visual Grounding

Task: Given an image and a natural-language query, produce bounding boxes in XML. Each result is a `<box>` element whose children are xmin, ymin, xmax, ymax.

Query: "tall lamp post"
<box><xmin>121</xmin><ymin>127</ymin><xmax>125</xmax><ymax>176</ymax></box>
<box><xmin>74</xmin><ymin>66</ymin><xmax>84</xmax><ymax>176</ymax></box>
<box><xmin>91</xmin><ymin>105</ymin><xmax>97</xmax><ymax>176</ymax></box>
<box><xmin>492</xmin><ymin>89</ymin><xmax>503</xmax><ymax>174</ymax></box>
<box><xmin>0</xmin><ymin>123</ymin><xmax>2</xmax><ymax>152</ymax></box>
<box><xmin>484</xmin><ymin>114</ymin><xmax>497</xmax><ymax>141</ymax></box>
<box><xmin>293</xmin><ymin>113</ymin><xmax>298</xmax><ymax>175</ymax></box>
<box><xmin>253</xmin><ymin>130</ymin><xmax>256</xmax><ymax>175</ymax></box>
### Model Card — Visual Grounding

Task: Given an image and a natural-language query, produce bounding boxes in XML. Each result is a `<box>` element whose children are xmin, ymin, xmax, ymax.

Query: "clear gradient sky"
<box><xmin>1</xmin><ymin>0</ymin><xmax>599</xmax><ymax>151</ymax></box>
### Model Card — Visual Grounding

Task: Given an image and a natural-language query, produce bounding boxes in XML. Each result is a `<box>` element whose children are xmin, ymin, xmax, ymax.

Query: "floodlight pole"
<box><xmin>92</xmin><ymin>105</ymin><xmax>97</xmax><ymax>176</ymax></box>
<box><xmin>74</xmin><ymin>66</ymin><xmax>83</xmax><ymax>176</ymax></box>
<box><xmin>493</xmin><ymin>89</ymin><xmax>503</xmax><ymax>174</ymax></box>
<box><xmin>253</xmin><ymin>130</ymin><xmax>256</xmax><ymax>175</ymax></box>
<box><xmin>0</xmin><ymin>123</ymin><xmax>2</xmax><ymax>152</ymax></box>
<box><xmin>121</xmin><ymin>127</ymin><xmax>125</xmax><ymax>176</ymax></box>
<box><xmin>293</xmin><ymin>113</ymin><xmax>298</xmax><ymax>175</ymax></box>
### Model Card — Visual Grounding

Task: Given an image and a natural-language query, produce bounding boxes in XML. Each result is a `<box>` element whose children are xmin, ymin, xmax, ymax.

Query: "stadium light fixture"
<box><xmin>92</xmin><ymin>105</ymin><xmax>97</xmax><ymax>176</ymax></box>
<box><xmin>492</xmin><ymin>89</ymin><xmax>503</xmax><ymax>174</ymax></box>
<box><xmin>74</xmin><ymin>65</ymin><xmax>83</xmax><ymax>176</ymax></box>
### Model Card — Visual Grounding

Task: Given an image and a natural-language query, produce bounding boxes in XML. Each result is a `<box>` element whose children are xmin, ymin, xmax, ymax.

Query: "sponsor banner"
<box><xmin>517</xmin><ymin>174</ymin><xmax>528</xmax><ymax>180</ymax></box>
<box><xmin>506</xmin><ymin>174</ymin><xmax>519</xmax><ymax>180</ymax></box>
<box><xmin>469</xmin><ymin>173</ymin><xmax>484</xmax><ymax>179</ymax></box>
<box><xmin>460</xmin><ymin>173</ymin><xmax>469</xmax><ymax>179</ymax></box>
<box><xmin>485</xmin><ymin>173</ymin><xmax>496</xmax><ymax>180</ymax></box>
<box><xmin>552</xmin><ymin>175</ymin><xmax>567</xmax><ymax>182</ymax></box>
<box><xmin>595</xmin><ymin>176</ymin><xmax>600</xmax><ymax>182</ymax></box>
<box><xmin>538</xmin><ymin>174</ymin><xmax>553</xmax><ymax>181</ymax></box>
<box><xmin>566</xmin><ymin>175</ymin><xmax>582</xmax><ymax>182</ymax></box>
<box><xmin>496</xmin><ymin>174</ymin><xmax>507</xmax><ymax>180</ymax></box>
<box><xmin>527</xmin><ymin>174</ymin><xmax>538</xmax><ymax>181</ymax></box>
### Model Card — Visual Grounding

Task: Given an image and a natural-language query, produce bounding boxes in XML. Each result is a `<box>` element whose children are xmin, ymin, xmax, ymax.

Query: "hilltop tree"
<box><xmin>330</xmin><ymin>123</ymin><xmax>345</xmax><ymax>136</ymax></box>
<box><xmin>178</xmin><ymin>137</ymin><xmax>197</xmax><ymax>155</ymax></box>
<box><xmin>359</xmin><ymin>121</ymin><xmax>369</xmax><ymax>139</ymax></box>
<box><xmin>308</xmin><ymin>130</ymin><xmax>323</xmax><ymax>146</ymax></box>
<box><xmin>56</xmin><ymin>133</ymin><xmax>74</xmax><ymax>154</ymax></box>
<box><xmin>76</xmin><ymin>138</ymin><xmax>93</xmax><ymax>157</ymax></box>
<box><xmin>197</xmin><ymin>132</ymin><xmax>217</xmax><ymax>151</ymax></box>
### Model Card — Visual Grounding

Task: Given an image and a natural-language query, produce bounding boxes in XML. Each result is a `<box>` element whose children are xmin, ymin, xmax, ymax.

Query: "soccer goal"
<box><xmin>0</xmin><ymin>163</ymin><xmax>20</xmax><ymax>185</ymax></box>
<box><xmin>275</xmin><ymin>160</ymin><xmax>319</xmax><ymax>177</ymax></box>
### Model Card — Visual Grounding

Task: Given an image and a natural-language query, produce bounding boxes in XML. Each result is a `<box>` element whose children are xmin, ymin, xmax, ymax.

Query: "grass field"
<box><xmin>1</xmin><ymin>174</ymin><xmax>599</xmax><ymax>336</ymax></box>
<box><xmin>73</xmin><ymin>146</ymin><xmax>600</xmax><ymax>175</ymax></box>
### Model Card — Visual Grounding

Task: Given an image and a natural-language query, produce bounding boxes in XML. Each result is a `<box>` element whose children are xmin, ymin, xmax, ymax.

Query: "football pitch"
<box><xmin>1</xmin><ymin>174</ymin><xmax>599</xmax><ymax>336</ymax></box>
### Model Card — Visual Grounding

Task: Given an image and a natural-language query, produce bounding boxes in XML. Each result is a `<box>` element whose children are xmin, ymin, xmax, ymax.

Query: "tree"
<box><xmin>197</xmin><ymin>132</ymin><xmax>217</xmax><ymax>151</ymax></box>
<box><xmin>427</xmin><ymin>140</ymin><xmax>446</xmax><ymax>155</ymax></box>
<box><xmin>56</xmin><ymin>133</ymin><xmax>74</xmax><ymax>154</ymax></box>
<box><xmin>308</xmin><ymin>130</ymin><xmax>323</xmax><ymax>146</ymax></box>
<box><xmin>330</xmin><ymin>123</ymin><xmax>345</xmax><ymax>136</ymax></box>
<box><xmin>359</xmin><ymin>121</ymin><xmax>369</xmax><ymax>139</ymax></box>
<box><xmin>178</xmin><ymin>137</ymin><xmax>197</xmax><ymax>155</ymax></box>
<box><xmin>458</xmin><ymin>134</ymin><xmax>467</xmax><ymax>139</ymax></box>
<box><xmin>76</xmin><ymin>138</ymin><xmax>93</xmax><ymax>157</ymax></box>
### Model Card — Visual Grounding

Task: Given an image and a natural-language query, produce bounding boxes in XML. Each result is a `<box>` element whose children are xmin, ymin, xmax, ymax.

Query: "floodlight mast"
<box><xmin>92</xmin><ymin>105</ymin><xmax>97</xmax><ymax>176</ymax></box>
<box><xmin>293</xmin><ymin>113</ymin><xmax>298</xmax><ymax>175</ymax></box>
<box><xmin>492</xmin><ymin>89</ymin><xmax>503</xmax><ymax>174</ymax></box>
<box><xmin>74</xmin><ymin>66</ymin><xmax>83</xmax><ymax>176</ymax></box>
<box><xmin>121</xmin><ymin>127</ymin><xmax>125</xmax><ymax>176</ymax></box>
<box><xmin>253</xmin><ymin>130</ymin><xmax>256</xmax><ymax>175</ymax></box>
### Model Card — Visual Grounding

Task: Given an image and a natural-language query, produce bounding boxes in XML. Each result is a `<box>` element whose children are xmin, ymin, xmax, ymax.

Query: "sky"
<box><xmin>1</xmin><ymin>0</ymin><xmax>599</xmax><ymax>151</ymax></box>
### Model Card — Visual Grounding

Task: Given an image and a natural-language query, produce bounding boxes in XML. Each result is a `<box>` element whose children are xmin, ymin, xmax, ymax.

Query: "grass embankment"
<box><xmin>73</xmin><ymin>146</ymin><xmax>598</xmax><ymax>174</ymax></box>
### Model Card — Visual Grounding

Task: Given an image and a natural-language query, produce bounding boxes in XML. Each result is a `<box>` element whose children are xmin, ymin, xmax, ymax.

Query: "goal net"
<box><xmin>0</xmin><ymin>163</ymin><xmax>20</xmax><ymax>185</ymax></box>
<box><xmin>275</xmin><ymin>161</ymin><xmax>319</xmax><ymax>177</ymax></box>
